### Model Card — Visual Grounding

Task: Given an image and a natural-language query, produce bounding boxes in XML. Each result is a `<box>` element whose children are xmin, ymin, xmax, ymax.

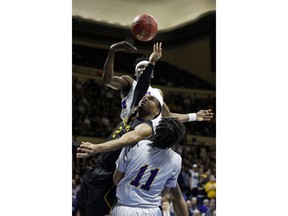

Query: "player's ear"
<box><xmin>154</xmin><ymin>108</ymin><xmax>160</xmax><ymax>116</ymax></box>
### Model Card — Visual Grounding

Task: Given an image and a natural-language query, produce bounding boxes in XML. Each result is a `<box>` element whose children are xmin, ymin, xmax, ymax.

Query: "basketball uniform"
<box><xmin>112</xmin><ymin>140</ymin><xmax>182</xmax><ymax>215</ymax></box>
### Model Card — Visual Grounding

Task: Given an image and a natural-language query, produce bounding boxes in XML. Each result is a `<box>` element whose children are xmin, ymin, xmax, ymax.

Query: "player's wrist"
<box><xmin>188</xmin><ymin>113</ymin><xmax>197</xmax><ymax>122</ymax></box>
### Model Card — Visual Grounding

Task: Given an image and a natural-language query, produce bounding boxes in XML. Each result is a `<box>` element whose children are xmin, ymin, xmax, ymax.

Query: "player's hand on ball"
<box><xmin>196</xmin><ymin>109</ymin><xmax>214</xmax><ymax>121</ymax></box>
<box><xmin>110</xmin><ymin>41</ymin><xmax>137</xmax><ymax>53</ymax></box>
<box><xmin>76</xmin><ymin>141</ymin><xmax>98</xmax><ymax>158</ymax></box>
<box><xmin>149</xmin><ymin>42</ymin><xmax>162</xmax><ymax>64</ymax></box>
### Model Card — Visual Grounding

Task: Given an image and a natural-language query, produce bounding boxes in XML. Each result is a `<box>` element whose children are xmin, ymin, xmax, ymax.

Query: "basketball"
<box><xmin>131</xmin><ymin>14</ymin><xmax>158</xmax><ymax>42</ymax></box>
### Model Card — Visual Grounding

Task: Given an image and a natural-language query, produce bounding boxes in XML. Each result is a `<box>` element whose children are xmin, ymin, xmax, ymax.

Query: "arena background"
<box><xmin>72</xmin><ymin>0</ymin><xmax>216</xmax><ymax>215</ymax></box>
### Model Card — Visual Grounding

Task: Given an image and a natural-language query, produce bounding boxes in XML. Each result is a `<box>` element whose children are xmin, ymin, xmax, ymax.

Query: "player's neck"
<box><xmin>137</xmin><ymin>111</ymin><xmax>153</xmax><ymax>121</ymax></box>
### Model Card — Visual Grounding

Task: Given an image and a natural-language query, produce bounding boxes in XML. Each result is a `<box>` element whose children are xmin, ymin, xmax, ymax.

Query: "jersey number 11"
<box><xmin>130</xmin><ymin>165</ymin><xmax>159</xmax><ymax>191</ymax></box>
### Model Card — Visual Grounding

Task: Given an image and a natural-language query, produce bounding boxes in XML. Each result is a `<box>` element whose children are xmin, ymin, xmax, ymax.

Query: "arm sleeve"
<box><xmin>130</xmin><ymin>64</ymin><xmax>154</xmax><ymax>108</ymax></box>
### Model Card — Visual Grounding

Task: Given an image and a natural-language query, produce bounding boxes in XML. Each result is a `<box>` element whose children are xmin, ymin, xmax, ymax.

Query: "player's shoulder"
<box><xmin>168</xmin><ymin>149</ymin><xmax>182</xmax><ymax>162</ymax></box>
<box><xmin>133</xmin><ymin>118</ymin><xmax>153</xmax><ymax>130</ymax></box>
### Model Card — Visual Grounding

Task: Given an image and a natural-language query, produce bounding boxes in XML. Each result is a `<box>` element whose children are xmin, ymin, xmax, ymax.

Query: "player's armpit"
<box><xmin>161</xmin><ymin>187</ymin><xmax>171</xmax><ymax>197</ymax></box>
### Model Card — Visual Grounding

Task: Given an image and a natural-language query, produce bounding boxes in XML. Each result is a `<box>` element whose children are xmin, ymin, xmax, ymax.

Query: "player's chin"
<box><xmin>138</xmin><ymin>103</ymin><xmax>148</xmax><ymax>112</ymax></box>
<box><xmin>138</xmin><ymin>104</ymin><xmax>145</xmax><ymax>110</ymax></box>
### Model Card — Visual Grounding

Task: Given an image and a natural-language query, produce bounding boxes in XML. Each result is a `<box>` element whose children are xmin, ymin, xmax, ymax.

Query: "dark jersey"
<box><xmin>100</xmin><ymin>116</ymin><xmax>153</xmax><ymax>171</ymax></box>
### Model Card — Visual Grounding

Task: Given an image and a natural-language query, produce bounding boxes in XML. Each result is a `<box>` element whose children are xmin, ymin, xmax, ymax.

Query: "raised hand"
<box><xmin>110</xmin><ymin>41</ymin><xmax>137</xmax><ymax>53</ymax></box>
<box><xmin>196</xmin><ymin>109</ymin><xmax>214</xmax><ymax>121</ymax></box>
<box><xmin>149</xmin><ymin>42</ymin><xmax>162</xmax><ymax>64</ymax></box>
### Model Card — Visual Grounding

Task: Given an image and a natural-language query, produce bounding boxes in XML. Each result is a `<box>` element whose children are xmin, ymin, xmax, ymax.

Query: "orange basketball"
<box><xmin>131</xmin><ymin>14</ymin><xmax>158</xmax><ymax>42</ymax></box>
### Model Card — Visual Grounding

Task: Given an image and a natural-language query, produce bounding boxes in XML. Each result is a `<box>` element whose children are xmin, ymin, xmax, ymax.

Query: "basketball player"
<box><xmin>76</xmin><ymin>94</ymin><xmax>162</xmax><ymax>216</ymax></box>
<box><xmin>112</xmin><ymin>118</ymin><xmax>186</xmax><ymax>216</ymax></box>
<box><xmin>102</xmin><ymin>41</ymin><xmax>214</xmax><ymax>130</ymax></box>
<box><xmin>102</xmin><ymin>41</ymin><xmax>210</xmax><ymax>216</ymax></box>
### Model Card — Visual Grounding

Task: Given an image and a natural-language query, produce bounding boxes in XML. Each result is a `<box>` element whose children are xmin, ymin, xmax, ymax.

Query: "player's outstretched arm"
<box><xmin>169</xmin><ymin>183</ymin><xmax>189</xmax><ymax>216</ymax></box>
<box><xmin>130</xmin><ymin>42</ymin><xmax>162</xmax><ymax>109</ymax></box>
<box><xmin>102</xmin><ymin>41</ymin><xmax>137</xmax><ymax>90</ymax></box>
<box><xmin>76</xmin><ymin>123</ymin><xmax>152</xmax><ymax>158</ymax></box>
<box><xmin>162</xmin><ymin>103</ymin><xmax>213</xmax><ymax>122</ymax></box>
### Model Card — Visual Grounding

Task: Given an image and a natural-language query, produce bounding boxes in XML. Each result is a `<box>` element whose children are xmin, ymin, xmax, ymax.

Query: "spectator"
<box><xmin>192</xmin><ymin>209</ymin><xmax>201</xmax><ymax>216</ymax></box>
<box><xmin>204</xmin><ymin>199</ymin><xmax>216</xmax><ymax>216</ymax></box>
<box><xmin>189</xmin><ymin>164</ymin><xmax>199</xmax><ymax>198</ymax></box>
<box><xmin>198</xmin><ymin>199</ymin><xmax>209</xmax><ymax>214</ymax></box>
<box><xmin>205</xmin><ymin>175</ymin><xmax>216</xmax><ymax>199</ymax></box>
<box><xmin>162</xmin><ymin>200</ymin><xmax>175</xmax><ymax>216</ymax></box>
<box><xmin>186</xmin><ymin>200</ymin><xmax>193</xmax><ymax>216</ymax></box>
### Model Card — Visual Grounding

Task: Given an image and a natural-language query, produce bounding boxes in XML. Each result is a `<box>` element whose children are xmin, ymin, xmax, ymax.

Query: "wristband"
<box><xmin>188</xmin><ymin>113</ymin><xmax>197</xmax><ymax>122</ymax></box>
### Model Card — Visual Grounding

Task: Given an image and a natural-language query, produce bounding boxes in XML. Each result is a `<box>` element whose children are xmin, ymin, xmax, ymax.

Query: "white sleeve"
<box><xmin>115</xmin><ymin>141</ymin><xmax>148</xmax><ymax>172</ymax></box>
<box><xmin>115</xmin><ymin>147</ymin><xmax>130</xmax><ymax>173</ymax></box>
<box><xmin>165</xmin><ymin>156</ymin><xmax>182</xmax><ymax>188</ymax></box>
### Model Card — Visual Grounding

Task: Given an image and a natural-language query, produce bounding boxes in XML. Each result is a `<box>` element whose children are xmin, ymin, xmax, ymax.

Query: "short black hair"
<box><xmin>150</xmin><ymin>118</ymin><xmax>186</xmax><ymax>149</ymax></box>
<box><xmin>134</xmin><ymin>56</ymin><xmax>149</xmax><ymax>69</ymax></box>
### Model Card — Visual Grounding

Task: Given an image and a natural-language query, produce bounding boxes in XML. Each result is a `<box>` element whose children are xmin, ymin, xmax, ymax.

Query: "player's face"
<box><xmin>138</xmin><ymin>95</ymin><xmax>159</xmax><ymax>116</ymax></box>
<box><xmin>135</xmin><ymin>61</ymin><xmax>154</xmax><ymax>80</ymax></box>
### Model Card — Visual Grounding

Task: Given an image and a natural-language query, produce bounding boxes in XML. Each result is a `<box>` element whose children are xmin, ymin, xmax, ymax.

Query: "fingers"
<box><xmin>158</xmin><ymin>42</ymin><xmax>162</xmax><ymax>51</ymax></box>
<box><xmin>153</xmin><ymin>42</ymin><xmax>162</xmax><ymax>52</ymax></box>
<box><xmin>197</xmin><ymin>109</ymin><xmax>214</xmax><ymax>121</ymax></box>
<box><xmin>77</xmin><ymin>147</ymin><xmax>92</xmax><ymax>153</ymax></box>
<box><xmin>77</xmin><ymin>142</ymin><xmax>94</xmax><ymax>155</ymax></box>
<box><xmin>80</xmin><ymin>142</ymin><xmax>94</xmax><ymax>151</ymax></box>
<box><xmin>76</xmin><ymin>152</ymin><xmax>89</xmax><ymax>158</ymax></box>
<box><xmin>76</xmin><ymin>146</ymin><xmax>92</xmax><ymax>158</ymax></box>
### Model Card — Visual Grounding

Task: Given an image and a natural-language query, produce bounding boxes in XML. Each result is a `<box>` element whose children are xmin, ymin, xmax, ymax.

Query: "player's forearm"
<box><xmin>130</xmin><ymin>64</ymin><xmax>154</xmax><ymax>108</ymax></box>
<box><xmin>102</xmin><ymin>50</ymin><xmax>116</xmax><ymax>84</ymax></box>
<box><xmin>170</xmin><ymin>184</ymin><xmax>189</xmax><ymax>216</ymax></box>
<box><xmin>170</xmin><ymin>112</ymin><xmax>197</xmax><ymax>122</ymax></box>
<box><xmin>95</xmin><ymin>138</ymin><xmax>129</xmax><ymax>153</ymax></box>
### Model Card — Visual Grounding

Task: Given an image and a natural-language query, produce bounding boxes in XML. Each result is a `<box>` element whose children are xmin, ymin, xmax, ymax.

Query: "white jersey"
<box><xmin>115</xmin><ymin>140</ymin><xmax>182</xmax><ymax>208</ymax></box>
<box><xmin>120</xmin><ymin>80</ymin><xmax>163</xmax><ymax>130</ymax></box>
<box><xmin>189</xmin><ymin>169</ymin><xmax>199</xmax><ymax>189</ymax></box>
